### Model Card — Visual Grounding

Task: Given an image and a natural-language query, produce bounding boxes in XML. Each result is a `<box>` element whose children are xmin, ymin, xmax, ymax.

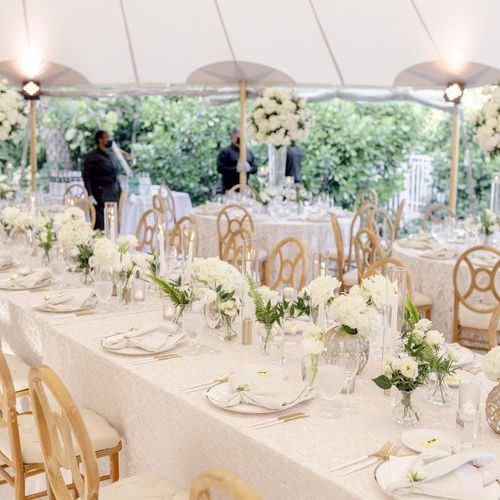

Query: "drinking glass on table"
<box><xmin>183</xmin><ymin>311</ymin><xmax>204</xmax><ymax>355</ymax></box>
<box><xmin>316</xmin><ymin>353</ymin><xmax>346</xmax><ymax>418</ymax></box>
<box><xmin>204</xmin><ymin>295</ymin><xmax>221</xmax><ymax>333</ymax></box>
<box><xmin>93</xmin><ymin>266</ymin><xmax>113</xmax><ymax>312</ymax></box>
<box><xmin>339</xmin><ymin>336</ymin><xmax>360</xmax><ymax>414</ymax></box>
<box><xmin>458</xmin><ymin>377</ymin><xmax>482</xmax><ymax>449</ymax></box>
<box><xmin>50</xmin><ymin>246</ymin><xmax>67</xmax><ymax>288</ymax></box>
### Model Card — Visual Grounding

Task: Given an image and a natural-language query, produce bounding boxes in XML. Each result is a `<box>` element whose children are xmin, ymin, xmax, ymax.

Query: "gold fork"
<box><xmin>340</xmin><ymin>443</ymin><xmax>400</xmax><ymax>476</ymax></box>
<box><xmin>332</xmin><ymin>441</ymin><xmax>396</xmax><ymax>473</ymax></box>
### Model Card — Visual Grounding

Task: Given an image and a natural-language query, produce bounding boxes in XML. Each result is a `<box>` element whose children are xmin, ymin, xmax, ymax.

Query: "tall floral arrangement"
<box><xmin>474</xmin><ymin>86</ymin><xmax>500</xmax><ymax>157</ymax></box>
<box><xmin>248</xmin><ymin>88</ymin><xmax>312</xmax><ymax>146</ymax></box>
<box><xmin>0</xmin><ymin>79</ymin><xmax>25</xmax><ymax>141</ymax></box>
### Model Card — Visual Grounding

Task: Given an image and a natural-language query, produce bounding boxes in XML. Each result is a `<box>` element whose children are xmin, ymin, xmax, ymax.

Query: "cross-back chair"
<box><xmin>135</xmin><ymin>208</ymin><xmax>161</xmax><ymax>253</ymax></box>
<box><xmin>452</xmin><ymin>245</ymin><xmax>500</xmax><ymax>350</ymax></box>
<box><xmin>169</xmin><ymin>216</ymin><xmax>199</xmax><ymax>258</ymax></box>
<box><xmin>156</xmin><ymin>184</ymin><xmax>177</xmax><ymax>228</ymax></box>
<box><xmin>28</xmin><ymin>365</ymin><xmax>183</xmax><ymax>500</ymax></box>
<box><xmin>421</xmin><ymin>204</ymin><xmax>456</xmax><ymax>231</ymax></box>
<box><xmin>190</xmin><ymin>469</ymin><xmax>262</xmax><ymax>500</ymax></box>
<box><xmin>264</xmin><ymin>237</ymin><xmax>307</xmax><ymax>291</ymax></box>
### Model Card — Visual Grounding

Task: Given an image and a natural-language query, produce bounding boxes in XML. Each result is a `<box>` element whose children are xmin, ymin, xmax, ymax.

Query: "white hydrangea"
<box><xmin>483</xmin><ymin>346</ymin><xmax>500</xmax><ymax>382</ymax></box>
<box><xmin>424</xmin><ymin>329</ymin><xmax>445</xmax><ymax>347</ymax></box>
<box><xmin>193</xmin><ymin>257</ymin><xmax>242</xmax><ymax>296</ymax></box>
<box><xmin>90</xmin><ymin>237</ymin><xmax>118</xmax><ymax>268</ymax></box>
<box><xmin>306</xmin><ymin>275</ymin><xmax>340</xmax><ymax>306</ymax></box>
<box><xmin>255</xmin><ymin>285</ymin><xmax>280</xmax><ymax>306</ymax></box>
<box><xmin>0</xmin><ymin>79</ymin><xmax>25</xmax><ymax>141</ymax></box>
<box><xmin>54</xmin><ymin>207</ymin><xmax>86</xmax><ymax>226</ymax></box>
<box><xmin>58</xmin><ymin>218</ymin><xmax>93</xmax><ymax>250</ymax></box>
<box><xmin>360</xmin><ymin>274</ymin><xmax>397</xmax><ymax>308</ymax></box>
<box><xmin>474</xmin><ymin>87</ymin><xmax>500</xmax><ymax>157</ymax></box>
<box><xmin>1</xmin><ymin>206</ymin><xmax>20</xmax><ymax>226</ymax></box>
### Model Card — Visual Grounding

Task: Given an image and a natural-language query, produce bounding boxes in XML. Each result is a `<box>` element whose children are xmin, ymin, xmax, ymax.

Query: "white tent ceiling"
<box><xmin>0</xmin><ymin>0</ymin><xmax>498</xmax><ymax>95</ymax></box>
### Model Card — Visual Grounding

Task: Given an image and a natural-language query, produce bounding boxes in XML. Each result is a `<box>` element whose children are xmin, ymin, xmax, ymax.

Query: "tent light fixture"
<box><xmin>443</xmin><ymin>82</ymin><xmax>464</xmax><ymax>104</ymax></box>
<box><xmin>22</xmin><ymin>80</ymin><xmax>41</xmax><ymax>100</ymax></box>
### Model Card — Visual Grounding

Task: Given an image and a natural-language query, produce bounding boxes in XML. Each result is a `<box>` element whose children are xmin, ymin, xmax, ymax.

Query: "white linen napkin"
<box><xmin>213</xmin><ymin>370</ymin><xmax>311</xmax><ymax>410</ymax></box>
<box><xmin>0</xmin><ymin>269</ymin><xmax>52</xmax><ymax>289</ymax></box>
<box><xmin>37</xmin><ymin>289</ymin><xmax>96</xmax><ymax>312</ymax></box>
<box><xmin>101</xmin><ymin>322</ymin><xmax>180</xmax><ymax>352</ymax></box>
<box><xmin>0</xmin><ymin>256</ymin><xmax>13</xmax><ymax>270</ymax></box>
<box><xmin>398</xmin><ymin>236</ymin><xmax>438</xmax><ymax>251</ymax></box>
<box><xmin>421</xmin><ymin>247</ymin><xmax>458</xmax><ymax>259</ymax></box>
<box><xmin>385</xmin><ymin>450</ymin><xmax>500</xmax><ymax>500</ymax></box>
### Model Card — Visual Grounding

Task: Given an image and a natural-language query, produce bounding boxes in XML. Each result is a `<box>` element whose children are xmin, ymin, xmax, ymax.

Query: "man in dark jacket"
<box><xmin>286</xmin><ymin>145</ymin><xmax>303</xmax><ymax>183</ymax></box>
<box><xmin>216</xmin><ymin>127</ymin><xmax>258</xmax><ymax>192</ymax></box>
<box><xmin>83</xmin><ymin>130</ymin><xmax>122</xmax><ymax>230</ymax></box>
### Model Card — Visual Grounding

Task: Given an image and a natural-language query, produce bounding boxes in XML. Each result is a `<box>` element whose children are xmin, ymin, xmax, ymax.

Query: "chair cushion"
<box><xmin>0</xmin><ymin>408</ymin><xmax>120</xmax><ymax>464</ymax></box>
<box><xmin>101</xmin><ymin>474</ymin><xmax>188</xmax><ymax>500</ymax></box>
<box><xmin>342</xmin><ymin>269</ymin><xmax>358</xmax><ymax>287</ymax></box>
<box><xmin>458</xmin><ymin>303</ymin><xmax>499</xmax><ymax>331</ymax></box>
<box><xmin>4</xmin><ymin>353</ymin><xmax>30</xmax><ymax>393</ymax></box>
<box><xmin>413</xmin><ymin>291</ymin><xmax>432</xmax><ymax>307</ymax></box>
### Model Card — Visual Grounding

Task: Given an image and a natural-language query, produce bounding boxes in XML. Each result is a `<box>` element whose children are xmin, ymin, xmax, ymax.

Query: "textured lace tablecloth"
<box><xmin>192</xmin><ymin>211</ymin><xmax>353</xmax><ymax>260</ymax></box>
<box><xmin>0</xmin><ymin>287</ymin><xmax>498</xmax><ymax>499</ymax></box>
<box><xmin>120</xmin><ymin>190</ymin><xmax>192</xmax><ymax>235</ymax></box>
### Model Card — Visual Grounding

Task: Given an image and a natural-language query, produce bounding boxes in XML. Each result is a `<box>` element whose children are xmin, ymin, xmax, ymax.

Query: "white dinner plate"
<box><xmin>34</xmin><ymin>297</ymin><xmax>97</xmax><ymax>314</ymax></box>
<box><xmin>401</xmin><ymin>428</ymin><xmax>458</xmax><ymax>454</ymax></box>
<box><xmin>206</xmin><ymin>381</ymin><xmax>315</xmax><ymax>414</ymax></box>
<box><xmin>101</xmin><ymin>331</ymin><xmax>184</xmax><ymax>356</ymax></box>
<box><xmin>0</xmin><ymin>278</ymin><xmax>53</xmax><ymax>291</ymax></box>
<box><xmin>375</xmin><ymin>461</ymin><xmax>429</xmax><ymax>500</ymax></box>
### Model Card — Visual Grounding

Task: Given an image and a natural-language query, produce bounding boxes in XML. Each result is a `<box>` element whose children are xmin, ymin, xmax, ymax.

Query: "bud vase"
<box><xmin>259</xmin><ymin>324</ymin><xmax>275</xmax><ymax>354</ymax></box>
<box><xmin>393</xmin><ymin>390</ymin><xmax>421</xmax><ymax>426</ymax></box>
<box><xmin>427</xmin><ymin>372</ymin><xmax>453</xmax><ymax>406</ymax></box>
<box><xmin>301</xmin><ymin>354</ymin><xmax>319</xmax><ymax>387</ymax></box>
<box><xmin>219</xmin><ymin>316</ymin><xmax>237</xmax><ymax>342</ymax></box>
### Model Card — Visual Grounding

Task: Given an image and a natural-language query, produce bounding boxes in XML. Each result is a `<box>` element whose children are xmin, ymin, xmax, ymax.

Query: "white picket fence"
<box><xmin>388</xmin><ymin>154</ymin><xmax>445</xmax><ymax>221</ymax></box>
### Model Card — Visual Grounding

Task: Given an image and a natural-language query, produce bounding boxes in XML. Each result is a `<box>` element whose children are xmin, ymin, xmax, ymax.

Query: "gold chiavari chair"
<box><xmin>117</xmin><ymin>189</ymin><xmax>127</xmax><ymax>234</ymax></box>
<box><xmin>217</xmin><ymin>204</ymin><xmax>254</xmax><ymax>264</ymax></box>
<box><xmin>452</xmin><ymin>245</ymin><xmax>500</xmax><ymax>350</ymax></box>
<box><xmin>353</xmin><ymin>228</ymin><xmax>385</xmax><ymax>284</ymax></box>
<box><xmin>28</xmin><ymin>365</ymin><xmax>183</xmax><ymax>500</ymax></box>
<box><xmin>135</xmin><ymin>208</ymin><xmax>160</xmax><ymax>253</ymax></box>
<box><xmin>190</xmin><ymin>469</ymin><xmax>262</xmax><ymax>500</ymax></box>
<box><xmin>362</xmin><ymin>257</ymin><xmax>432</xmax><ymax>319</ymax></box>
<box><xmin>264</xmin><ymin>237</ymin><xmax>307</xmax><ymax>291</ymax></box>
<box><xmin>0</xmin><ymin>350</ymin><xmax>46</xmax><ymax>499</ymax></box>
<box><xmin>353</xmin><ymin>188</ymin><xmax>378</xmax><ymax>210</ymax></box>
<box><xmin>74</xmin><ymin>197</ymin><xmax>96</xmax><ymax>229</ymax></box>
<box><xmin>169</xmin><ymin>216</ymin><xmax>199</xmax><ymax>258</ymax></box>
<box><xmin>421</xmin><ymin>204</ymin><xmax>455</xmax><ymax>231</ymax></box>
<box><xmin>392</xmin><ymin>199</ymin><xmax>406</xmax><ymax>239</ymax></box>
<box><xmin>371</xmin><ymin>207</ymin><xmax>396</xmax><ymax>255</ymax></box>
<box><xmin>157</xmin><ymin>184</ymin><xmax>177</xmax><ymax>228</ymax></box>
<box><xmin>330</xmin><ymin>214</ymin><xmax>346</xmax><ymax>288</ymax></box>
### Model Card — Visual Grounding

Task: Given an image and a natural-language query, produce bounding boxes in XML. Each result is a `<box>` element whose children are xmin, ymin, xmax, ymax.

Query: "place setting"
<box><xmin>0</xmin><ymin>267</ymin><xmax>53</xmax><ymax>291</ymax></box>
<box><xmin>32</xmin><ymin>287</ymin><xmax>97</xmax><ymax>314</ymax></box>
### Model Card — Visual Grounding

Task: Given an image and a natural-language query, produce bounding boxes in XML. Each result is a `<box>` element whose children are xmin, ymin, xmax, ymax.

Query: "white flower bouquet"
<box><xmin>248</xmin><ymin>88</ymin><xmax>312</xmax><ymax>146</ymax></box>
<box><xmin>0</xmin><ymin>206</ymin><xmax>21</xmax><ymax>237</ymax></box>
<box><xmin>483</xmin><ymin>346</ymin><xmax>500</xmax><ymax>383</ymax></box>
<box><xmin>35</xmin><ymin>218</ymin><xmax>57</xmax><ymax>262</ymax></box>
<box><xmin>0</xmin><ymin>79</ymin><xmax>25</xmax><ymax>141</ymax></box>
<box><xmin>474</xmin><ymin>86</ymin><xmax>500</xmax><ymax>157</ymax></box>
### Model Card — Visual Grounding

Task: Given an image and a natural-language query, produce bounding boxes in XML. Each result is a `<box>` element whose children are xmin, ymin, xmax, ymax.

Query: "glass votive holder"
<box><xmin>133</xmin><ymin>278</ymin><xmax>146</xmax><ymax>302</ymax></box>
<box><xmin>458</xmin><ymin>377</ymin><xmax>482</xmax><ymax>448</ymax></box>
<box><xmin>162</xmin><ymin>296</ymin><xmax>177</xmax><ymax>322</ymax></box>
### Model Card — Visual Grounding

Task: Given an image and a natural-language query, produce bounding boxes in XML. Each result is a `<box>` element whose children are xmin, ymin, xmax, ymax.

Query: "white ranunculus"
<box><xmin>307</xmin><ymin>275</ymin><xmax>340</xmax><ymax>306</ymax></box>
<box><xmin>482</xmin><ymin>346</ymin><xmax>500</xmax><ymax>382</ymax></box>
<box><xmin>425</xmin><ymin>329</ymin><xmax>445</xmax><ymax>347</ymax></box>
<box><xmin>91</xmin><ymin>237</ymin><xmax>118</xmax><ymax>267</ymax></box>
<box><xmin>399</xmin><ymin>356</ymin><xmax>419</xmax><ymax>380</ymax></box>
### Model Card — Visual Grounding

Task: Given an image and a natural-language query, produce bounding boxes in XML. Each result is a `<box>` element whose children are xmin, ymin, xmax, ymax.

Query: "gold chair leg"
<box><xmin>110</xmin><ymin>452</ymin><xmax>120</xmax><ymax>482</ymax></box>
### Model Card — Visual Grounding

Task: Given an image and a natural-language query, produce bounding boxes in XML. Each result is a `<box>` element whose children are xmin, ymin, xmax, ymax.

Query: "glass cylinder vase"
<box><xmin>219</xmin><ymin>316</ymin><xmax>237</xmax><ymax>342</ymax></box>
<box><xmin>268</xmin><ymin>144</ymin><xmax>287</xmax><ymax>191</ymax></box>
<box><xmin>427</xmin><ymin>372</ymin><xmax>453</xmax><ymax>406</ymax></box>
<box><xmin>392</xmin><ymin>390</ymin><xmax>421</xmax><ymax>426</ymax></box>
<box><xmin>301</xmin><ymin>354</ymin><xmax>320</xmax><ymax>387</ymax></box>
<box><xmin>259</xmin><ymin>324</ymin><xmax>276</xmax><ymax>354</ymax></box>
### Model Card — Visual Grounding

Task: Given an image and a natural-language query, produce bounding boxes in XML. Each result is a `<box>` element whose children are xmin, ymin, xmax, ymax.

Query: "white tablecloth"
<box><xmin>120</xmin><ymin>190</ymin><xmax>192</xmax><ymax>235</ymax></box>
<box><xmin>0</xmin><ymin>285</ymin><xmax>498</xmax><ymax>499</ymax></box>
<box><xmin>191</xmin><ymin>209</ymin><xmax>353</xmax><ymax>262</ymax></box>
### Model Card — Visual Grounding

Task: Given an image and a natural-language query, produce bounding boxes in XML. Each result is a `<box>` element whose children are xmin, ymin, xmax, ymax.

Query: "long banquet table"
<box><xmin>0</xmin><ymin>287</ymin><xmax>498</xmax><ymax>499</ymax></box>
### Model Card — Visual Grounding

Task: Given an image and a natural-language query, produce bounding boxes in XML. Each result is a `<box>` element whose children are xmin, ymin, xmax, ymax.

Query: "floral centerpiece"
<box><xmin>150</xmin><ymin>274</ymin><xmax>194</xmax><ymax>325</ymax></box>
<box><xmin>474</xmin><ymin>86</ymin><xmax>500</xmax><ymax>158</ymax></box>
<box><xmin>247</xmin><ymin>278</ymin><xmax>288</xmax><ymax>353</ymax></box>
<box><xmin>113</xmin><ymin>235</ymin><xmax>139</xmax><ymax>304</ymax></box>
<box><xmin>193</xmin><ymin>257</ymin><xmax>242</xmax><ymax>341</ymax></box>
<box><xmin>248</xmin><ymin>88</ymin><xmax>312</xmax><ymax>190</ymax></box>
<box><xmin>0</xmin><ymin>207</ymin><xmax>21</xmax><ymax>239</ymax></box>
<box><xmin>254</xmin><ymin>184</ymin><xmax>278</xmax><ymax>206</ymax></box>
<box><xmin>482</xmin><ymin>346</ymin><xmax>500</xmax><ymax>433</ymax></box>
<box><xmin>0</xmin><ymin>79</ymin><xmax>25</xmax><ymax>141</ymax></box>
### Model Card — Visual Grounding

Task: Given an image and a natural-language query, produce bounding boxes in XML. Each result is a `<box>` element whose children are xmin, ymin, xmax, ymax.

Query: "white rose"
<box><xmin>399</xmin><ymin>357</ymin><xmax>419</xmax><ymax>380</ymax></box>
<box><xmin>425</xmin><ymin>329</ymin><xmax>445</xmax><ymax>347</ymax></box>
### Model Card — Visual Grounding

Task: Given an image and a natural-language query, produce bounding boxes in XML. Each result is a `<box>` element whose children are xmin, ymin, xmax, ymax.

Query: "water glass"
<box><xmin>183</xmin><ymin>311</ymin><xmax>204</xmax><ymax>355</ymax></box>
<box><xmin>93</xmin><ymin>266</ymin><xmax>113</xmax><ymax>311</ymax></box>
<box><xmin>50</xmin><ymin>247</ymin><xmax>67</xmax><ymax>288</ymax></box>
<box><xmin>311</xmin><ymin>250</ymin><xmax>329</xmax><ymax>279</ymax></box>
<box><xmin>204</xmin><ymin>297</ymin><xmax>221</xmax><ymax>333</ymax></box>
<box><xmin>317</xmin><ymin>353</ymin><xmax>346</xmax><ymax>418</ymax></box>
<box><xmin>458</xmin><ymin>378</ymin><xmax>482</xmax><ymax>448</ymax></box>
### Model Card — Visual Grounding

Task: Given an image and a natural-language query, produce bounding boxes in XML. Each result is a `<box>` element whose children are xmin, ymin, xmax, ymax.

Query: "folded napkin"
<box><xmin>0</xmin><ymin>256</ymin><xmax>13</xmax><ymax>270</ymax></box>
<box><xmin>37</xmin><ymin>289</ymin><xmax>96</xmax><ymax>312</ymax></box>
<box><xmin>421</xmin><ymin>247</ymin><xmax>457</xmax><ymax>260</ymax></box>
<box><xmin>398</xmin><ymin>237</ymin><xmax>438</xmax><ymax>251</ymax></box>
<box><xmin>385</xmin><ymin>449</ymin><xmax>500</xmax><ymax>500</ymax></box>
<box><xmin>213</xmin><ymin>369</ymin><xmax>310</xmax><ymax>410</ymax></box>
<box><xmin>0</xmin><ymin>268</ymin><xmax>52</xmax><ymax>289</ymax></box>
<box><xmin>101</xmin><ymin>322</ymin><xmax>180</xmax><ymax>352</ymax></box>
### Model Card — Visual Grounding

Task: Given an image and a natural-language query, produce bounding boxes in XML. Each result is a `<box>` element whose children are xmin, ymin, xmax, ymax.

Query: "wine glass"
<box><xmin>183</xmin><ymin>311</ymin><xmax>204</xmax><ymax>355</ymax></box>
<box><xmin>50</xmin><ymin>246</ymin><xmax>67</xmax><ymax>288</ymax></box>
<box><xmin>204</xmin><ymin>296</ymin><xmax>221</xmax><ymax>354</ymax></box>
<box><xmin>316</xmin><ymin>353</ymin><xmax>346</xmax><ymax>418</ymax></box>
<box><xmin>93</xmin><ymin>266</ymin><xmax>113</xmax><ymax>312</ymax></box>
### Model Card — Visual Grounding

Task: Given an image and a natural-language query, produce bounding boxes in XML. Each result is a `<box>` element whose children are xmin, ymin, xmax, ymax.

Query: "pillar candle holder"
<box><xmin>104</xmin><ymin>202</ymin><xmax>118</xmax><ymax>243</ymax></box>
<box><xmin>311</xmin><ymin>249</ymin><xmax>329</xmax><ymax>279</ymax></box>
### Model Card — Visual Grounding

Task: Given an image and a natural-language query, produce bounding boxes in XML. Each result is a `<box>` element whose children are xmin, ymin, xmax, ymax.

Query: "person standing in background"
<box><xmin>286</xmin><ymin>145</ymin><xmax>303</xmax><ymax>183</ymax></box>
<box><xmin>216</xmin><ymin>127</ymin><xmax>258</xmax><ymax>192</ymax></box>
<box><xmin>83</xmin><ymin>130</ymin><xmax>121</xmax><ymax>230</ymax></box>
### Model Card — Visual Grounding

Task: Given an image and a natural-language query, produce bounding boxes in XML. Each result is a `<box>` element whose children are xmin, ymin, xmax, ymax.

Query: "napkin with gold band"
<box><xmin>385</xmin><ymin>449</ymin><xmax>500</xmax><ymax>500</ymax></box>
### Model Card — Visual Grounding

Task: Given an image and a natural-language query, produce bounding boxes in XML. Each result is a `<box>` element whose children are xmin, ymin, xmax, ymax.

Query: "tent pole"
<box><xmin>239</xmin><ymin>80</ymin><xmax>247</xmax><ymax>186</ymax></box>
<box><xmin>29</xmin><ymin>100</ymin><xmax>37</xmax><ymax>193</ymax></box>
<box><xmin>449</xmin><ymin>110</ymin><xmax>460</xmax><ymax>213</ymax></box>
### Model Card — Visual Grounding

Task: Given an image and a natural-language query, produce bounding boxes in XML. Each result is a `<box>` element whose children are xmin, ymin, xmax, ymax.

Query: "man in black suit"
<box><xmin>216</xmin><ymin>127</ymin><xmax>258</xmax><ymax>192</ymax></box>
<box><xmin>286</xmin><ymin>145</ymin><xmax>303</xmax><ymax>183</ymax></box>
<box><xmin>83</xmin><ymin>130</ymin><xmax>122</xmax><ymax>230</ymax></box>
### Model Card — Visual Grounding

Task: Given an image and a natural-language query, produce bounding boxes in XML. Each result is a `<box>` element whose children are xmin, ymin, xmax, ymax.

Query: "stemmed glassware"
<box><xmin>93</xmin><ymin>265</ymin><xmax>113</xmax><ymax>312</ymax></box>
<box><xmin>316</xmin><ymin>353</ymin><xmax>346</xmax><ymax>418</ymax></box>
